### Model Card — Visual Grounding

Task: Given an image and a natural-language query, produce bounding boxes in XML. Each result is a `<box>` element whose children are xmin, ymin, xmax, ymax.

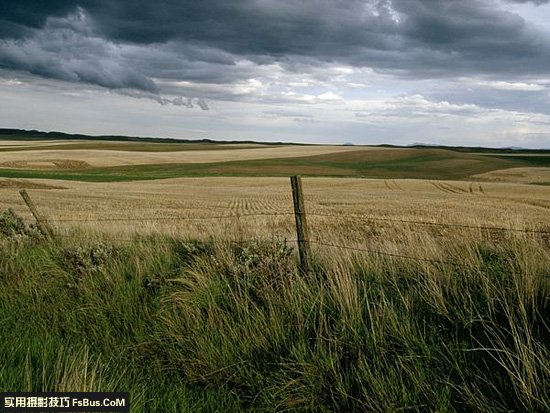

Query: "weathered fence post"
<box><xmin>19</xmin><ymin>189</ymin><xmax>54</xmax><ymax>240</ymax></box>
<box><xmin>290</xmin><ymin>176</ymin><xmax>311</xmax><ymax>274</ymax></box>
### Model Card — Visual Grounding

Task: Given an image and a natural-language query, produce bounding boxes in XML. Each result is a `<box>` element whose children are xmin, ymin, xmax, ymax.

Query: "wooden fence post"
<box><xmin>290</xmin><ymin>176</ymin><xmax>311</xmax><ymax>274</ymax></box>
<box><xmin>19</xmin><ymin>190</ymin><xmax>54</xmax><ymax>240</ymax></box>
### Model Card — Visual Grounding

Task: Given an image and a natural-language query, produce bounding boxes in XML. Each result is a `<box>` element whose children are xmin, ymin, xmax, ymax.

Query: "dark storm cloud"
<box><xmin>1</xmin><ymin>0</ymin><xmax>550</xmax><ymax>94</ymax></box>
<box><xmin>80</xmin><ymin>0</ymin><xmax>550</xmax><ymax>76</ymax></box>
<box><xmin>387</xmin><ymin>0</ymin><xmax>549</xmax><ymax>75</ymax></box>
<box><xmin>0</xmin><ymin>1</ymin><xmax>78</xmax><ymax>35</ymax></box>
<box><xmin>0</xmin><ymin>11</ymin><xmax>159</xmax><ymax>93</ymax></box>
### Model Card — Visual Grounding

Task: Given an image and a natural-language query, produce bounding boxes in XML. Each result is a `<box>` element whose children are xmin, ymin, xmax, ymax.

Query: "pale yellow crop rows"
<box><xmin>1</xmin><ymin>177</ymin><xmax>548</xmax><ymax>255</ymax></box>
<box><xmin>0</xmin><ymin>140</ymin><xmax>80</xmax><ymax>147</ymax></box>
<box><xmin>0</xmin><ymin>145</ymin><xmax>362</xmax><ymax>168</ymax></box>
<box><xmin>472</xmin><ymin>167</ymin><xmax>550</xmax><ymax>184</ymax></box>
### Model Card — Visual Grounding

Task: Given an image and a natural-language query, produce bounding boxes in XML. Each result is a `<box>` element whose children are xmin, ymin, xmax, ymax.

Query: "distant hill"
<box><xmin>0</xmin><ymin>128</ymin><xmax>305</xmax><ymax>146</ymax></box>
<box><xmin>374</xmin><ymin>143</ymin><xmax>549</xmax><ymax>154</ymax></box>
<box><xmin>1</xmin><ymin>128</ymin><xmax>548</xmax><ymax>153</ymax></box>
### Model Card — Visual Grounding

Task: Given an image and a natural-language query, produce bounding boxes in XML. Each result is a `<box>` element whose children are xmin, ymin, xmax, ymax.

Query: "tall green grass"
<box><xmin>0</xmin><ymin>226</ymin><xmax>548</xmax><ymax>411</ymax></box>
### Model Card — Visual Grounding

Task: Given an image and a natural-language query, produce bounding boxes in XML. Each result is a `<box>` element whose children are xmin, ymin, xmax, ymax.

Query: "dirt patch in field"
<box><xmin>0</xmin><ymin>160</ymin><xmax>91</xmax><ymax>170</ymax></box>
<box><xmin>0</xmin><ymin>179</ymin><xmax>67</xmax><ymax>190</ymax></box>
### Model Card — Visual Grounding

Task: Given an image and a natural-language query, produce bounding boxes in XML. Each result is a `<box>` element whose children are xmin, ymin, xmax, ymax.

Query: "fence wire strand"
<box><xmin>49</xmin><ymin>211</ymin><xmax>294</xmax><ymax>222</ymax></box>
<box><xmin>54</xmin><ymin>234</ymin><xmax>464</xmax><ymax>267</ymax></box>
<box><xmin>11</xmin><ymin>182</ymin><xmax>549</xmax><ymax>268</ymax></box>
<box><xmin>307</xmin><ymin>240</ymin><xmax>461</xmax><ymax>266</ymax></box>
<box><xmin>307</xmin><ymin>212</ymin><xmax>550</xmax><ymax>235</ymax></box>
<box><xmin>47</xmin><ymin>210</ymin><xmax>550</xmax><ymax>235</ymax></box>
<box><xmin>56</xmin><ymin>233</ymin><xmax>298</xmax><ymax>246</ymax></box>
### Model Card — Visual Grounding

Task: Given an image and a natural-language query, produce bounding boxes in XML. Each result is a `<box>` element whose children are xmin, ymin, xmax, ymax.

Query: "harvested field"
<box><xmin>0</xmin><ymin>160</ymin><xmax>92</xmax><ymax>169</ymax></box>
<box><xmin>0</xmin><ymin>139</ymin><xmax>78</xmax><ymax>147</ymax></box>
<box><xmin>0</xmin><ymin>145</ymin><xmax>360</xmax><ymax>168</ymax></box>
<box><xmin>1</xmin><ymin>177</ymin><xmax>548</xmax><ymax>246</ymax></box>
<box><xmin>472</xmin><ymin>167</ymin><xmax>550</xmax><ymax>184</ymax></box>
<box><xmin>0</xmin><ymin>179</ymin><xmax>66</xmax><ymax>190</ymax></box>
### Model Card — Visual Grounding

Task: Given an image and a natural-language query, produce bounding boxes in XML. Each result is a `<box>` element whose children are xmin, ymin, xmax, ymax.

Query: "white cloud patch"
<box><xmin>352</xmin><ymin>94</ymin><xmax>485</xmax><ymax>119</ymax></box>
<box><xmin>475</xmin><ymin>80</ymin><xmax>547</xmax><ymax>91</ymax></box>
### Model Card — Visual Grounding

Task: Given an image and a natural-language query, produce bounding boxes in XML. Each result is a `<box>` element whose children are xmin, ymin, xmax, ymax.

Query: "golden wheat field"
<box><xmin>0</xmin><ymin>141</ymin><xmax>360</xmax><ymax>168</ymax></box>
<box><xmin>1</xmin><ymin>176</ymin><xmax>548</xmax><ymax>261</ymax></box>
<box><xmin>472</xmin><ymin>167</ymin><xmax>550</xmax><ymax>184</ymax></box>
<box><xmin>1</xmin><ymin>137</ymin><xmax>549</xmax><ymax>263</ymax></box>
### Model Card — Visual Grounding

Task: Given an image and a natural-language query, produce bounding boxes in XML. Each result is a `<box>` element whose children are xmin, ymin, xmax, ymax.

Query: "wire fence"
<box><xmin>12</xmin><ymin>180</ymin><xmax>550</xmax><ymax>269</ymax></box>
<box><xmin>47</xmin><ymin>210</ymin><xmax>549</xmax><ymax>268</ymax></box>
<box><xmin>46</xmin><ymin>211</ymin><xmax>550</xmax><ymax>235</ymax></box>
<box><xmin>306</xmin><ymin>212</ymin><xmax>550</xmax><ymax>235</ymax></box>
<box><xmin>307</xmin><ymin>240</ymin><xmax>463</xmax><ymax>267</ymax></box>
<box><xmin>48</xmin><ymin>211</ymin><xmax>295</xmax><ymax>222</ymax></box>
<box><xmin>54</xmin><ymin>233</ymin><xmax>466</xmax><ymax>267</ymax></box>
<box><xmin>55</xmin><ymin>233</ymin><xmax>299</xmax><ymax>247</ymax></box>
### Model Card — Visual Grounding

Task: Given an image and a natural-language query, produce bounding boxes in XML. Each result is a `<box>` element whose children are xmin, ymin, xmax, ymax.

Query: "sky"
<box><xmin>1</xmin><ymin>0</ymin><xmax>550</xmax><ymax>148</ymax></box>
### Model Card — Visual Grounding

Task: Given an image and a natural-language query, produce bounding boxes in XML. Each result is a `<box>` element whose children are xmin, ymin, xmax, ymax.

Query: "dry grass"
<box><xmin>0</xmin><ymin>160</ymin><xmax>92</xmax><ymax>169</ymax></box>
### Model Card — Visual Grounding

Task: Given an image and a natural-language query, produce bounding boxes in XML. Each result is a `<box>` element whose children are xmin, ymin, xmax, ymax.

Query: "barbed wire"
<box><xmin>306</xmin><ymin>212</ymin><xmax>550</xmax><ymax>235</ymax></box>
<box><xmin>48</xmin><ymin>211</ymin><xmax>294</xmax><ymax>222</ymax></box>
<box><xmin>55</xmin><ymin>233</ymin><xmax>298</xmax><ymax>246</ymax></box>
<box><xmin>46</xmin><ymin>210</ymin><xmax>550</xmax><ymax>235</ymax></box>
<box><xmin>307</xmin><ymin>240</ymin><xmax>462</xmax><ymax>266</ymax></box>
<box><xmin>54</xmin><ymin>233</ymin><xmax>465</xmax><ymax>267</ymax></box>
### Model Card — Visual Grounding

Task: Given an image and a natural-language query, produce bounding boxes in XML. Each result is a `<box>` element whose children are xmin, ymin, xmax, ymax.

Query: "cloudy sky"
<box><xmin>1</xmin><ymin>0</ymin><xmax>550</xmax><ymax>147</ymax></box>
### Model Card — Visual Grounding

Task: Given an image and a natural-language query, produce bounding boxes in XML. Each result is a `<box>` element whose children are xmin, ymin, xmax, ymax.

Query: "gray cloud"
<box><xmin>0</xmin><ymin>1</ymin><xmax>78</xmax><ymax>33</ymax></box>
<box><xmin>117</xmin><ymin>90</ymin><xmax>210</xmax><ymax>109</ymax></box>
<box><xmin>505</xmin><ymin>1</ymin><xmax>549</xmax><ymax>4</ymax></box>
<box><xmin>76</xmin><ymin>0</ymin><xmax>550</xmax><ymax>78</ymax></box>
<box><xmin>0</xmin><ymin>10</ymin><xmax>158</xmax><ymax>92</ymax></box>
<box><xmin>426</xmin><ymin>84</ymin><xmax>550</xmax><ymax>115</ymax></box>
<box><xmin>1</xmin><ymin>0</ymin><xmax>550</xmax><ymax>115</ymax></box>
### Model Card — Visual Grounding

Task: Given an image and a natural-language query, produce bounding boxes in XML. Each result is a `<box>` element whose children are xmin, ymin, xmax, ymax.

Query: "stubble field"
<box><xmin>1</xmin><ymin>176</ymin><xmax>549</xmax><ymax>245</ymax></box>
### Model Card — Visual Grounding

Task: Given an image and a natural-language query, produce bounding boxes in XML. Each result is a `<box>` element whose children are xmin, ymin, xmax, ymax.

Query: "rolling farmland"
<box><xmin>0</xmin><ymin>133</ymin><xmax>548</xmax><ymax>242</ymax></box>
<box><xmin>1</xmin><ymin>133</ymin><xmax>549</xmax><ymax>412</ymax></box>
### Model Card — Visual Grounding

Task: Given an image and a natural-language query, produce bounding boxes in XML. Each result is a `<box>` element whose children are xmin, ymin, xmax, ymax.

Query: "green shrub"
<box><xmin>0</xmin><ymin>209</ymin><xmax>44</xmax><ymax>250</ymax></box>
<box><xmin>61</xmin><ymin>242</ymin><xmax>121</xmax><ymax>278</ymax></box>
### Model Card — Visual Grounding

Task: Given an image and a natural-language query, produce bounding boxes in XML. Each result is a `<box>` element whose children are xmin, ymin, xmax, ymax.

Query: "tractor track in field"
<box><xmin>384</xmin><ymin>180</ymin><xmax>403</xmax><ymax>191</ymax></box>
<box><xmin>442</xmin><ymin>183</ymin><xmax>468</xmax><ymax>193</ymax></box>
<box><xmin>432</xmin><ymin>181</ymin><xmax>486</xmax><ymax>195</ymax></box>
<box><xmin>469</xmin><ymin>182</ymin><xmax>486</xmax><ymax>195</ymax></box>
<box><xmin>478</xmin><ymin>184</ymin><xmax>485</xmax><ymax>194</ymax></box>
<box><xmin>431</xmin><ymin>182</ymin><xmax>456</xmax><ymax>194</ymax></box>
